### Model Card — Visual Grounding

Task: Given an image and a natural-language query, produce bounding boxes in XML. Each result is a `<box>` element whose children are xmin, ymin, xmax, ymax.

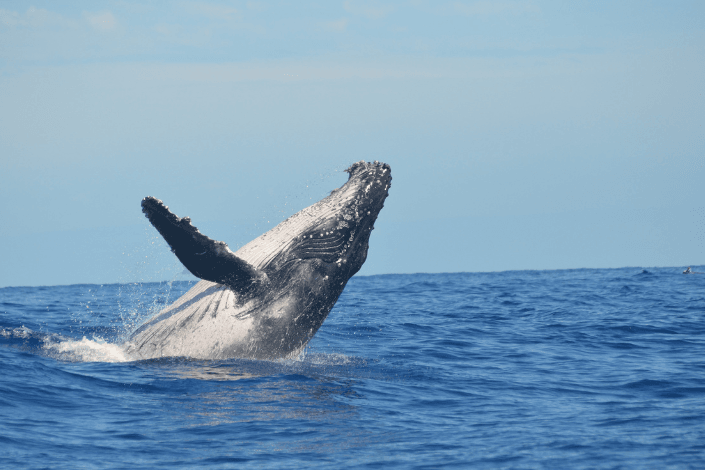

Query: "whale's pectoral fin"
<box><xmin>141</xmin><ymin>197</ymin><xmax>268</xmax><ymax>296</ymax></box>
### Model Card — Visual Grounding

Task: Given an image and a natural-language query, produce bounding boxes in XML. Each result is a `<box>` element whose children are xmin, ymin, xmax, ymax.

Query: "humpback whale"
<box><xmin>126</xmin><ymin>161</ymin><xmax>391</xmax><ymax>360</ymax></box>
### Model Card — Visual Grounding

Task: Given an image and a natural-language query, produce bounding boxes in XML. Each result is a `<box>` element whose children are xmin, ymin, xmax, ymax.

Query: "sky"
<box><xmin>0</xmin><ymin>1</ymin><xmax>703</xmax><ymax>287</ymax></box>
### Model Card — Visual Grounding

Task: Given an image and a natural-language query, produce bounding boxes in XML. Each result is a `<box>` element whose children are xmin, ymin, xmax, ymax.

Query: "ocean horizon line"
<box><xmin>1</xmin><ymin>264</ymin><xmax>700</xmax><ymax>290</ymax></box>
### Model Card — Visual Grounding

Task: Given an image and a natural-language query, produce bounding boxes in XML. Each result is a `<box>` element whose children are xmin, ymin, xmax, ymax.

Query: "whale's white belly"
<box><xmin>127</xmin><ymin>280</ymin><xmax>256</xmax><ymax>359</ymax></box>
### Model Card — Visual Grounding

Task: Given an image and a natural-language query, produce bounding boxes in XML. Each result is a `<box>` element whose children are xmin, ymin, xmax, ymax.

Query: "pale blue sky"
<box><xmin>1</xmin><ymin>1</ymin><xmax>703</xmax><ymax>287</ymax></box>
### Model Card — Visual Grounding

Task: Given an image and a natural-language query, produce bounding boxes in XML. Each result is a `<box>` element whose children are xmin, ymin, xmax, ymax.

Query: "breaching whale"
<box><xmin>125</xmin><ymin>161</ymin><xmax>391</xmax><ymax>360</ymax></box>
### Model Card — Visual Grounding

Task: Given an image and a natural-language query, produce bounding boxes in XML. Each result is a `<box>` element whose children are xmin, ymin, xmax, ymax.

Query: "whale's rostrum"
<box><xmin>126</xmin><ymin>161</ymin><xmax>391</xmax><ymax>360</ymax></box>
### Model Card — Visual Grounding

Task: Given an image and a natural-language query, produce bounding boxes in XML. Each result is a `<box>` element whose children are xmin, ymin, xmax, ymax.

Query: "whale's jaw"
<box><xmin>337</xmin><ymin>161</ymin><xmax>392</xmax><ymax>277</ymax></box>
<box><xmin>127</xmin><ymin>161</ymin><xmax>391</xmax><ymax>360</ymax></box>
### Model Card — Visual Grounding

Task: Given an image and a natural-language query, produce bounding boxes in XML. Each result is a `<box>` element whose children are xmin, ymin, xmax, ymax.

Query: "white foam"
<box><xmin>43</xmin><ymin>337</ymin><xmax>130</xmax><ymax>363</ymax></box>
<box><xmin>0</xmin><ymin>326</ymin><xmax>33</xmax><ymax>339</ymax></box>
<box><xmin>280</xmin><ymin>348</ymin><xmax>356</xmax><ymax>366</ymax></box>
<box><xmin>304</xmin><ymin>352</ymin><xmax>355</xmax><ymax>366</ymax></box>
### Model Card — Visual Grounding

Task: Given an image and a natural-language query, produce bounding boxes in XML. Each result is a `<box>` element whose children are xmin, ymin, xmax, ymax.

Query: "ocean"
<box><xmin>1</xmin><ymin>267</ymin><xmax>704</xmax><ymax>469</ymax></box>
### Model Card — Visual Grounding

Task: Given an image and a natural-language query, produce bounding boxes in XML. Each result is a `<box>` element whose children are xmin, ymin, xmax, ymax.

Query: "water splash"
<box><xmin>42</xmin><ymin>336</ymin><xmax>130</xmax><ymax>363</ymax></box>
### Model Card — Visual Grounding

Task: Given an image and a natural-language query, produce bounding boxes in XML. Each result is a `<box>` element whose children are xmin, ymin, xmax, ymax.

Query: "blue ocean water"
<box><xmin>1</xmin><ymin>267</ymin><xmax>704</xmax><ymax>469</ymax></box>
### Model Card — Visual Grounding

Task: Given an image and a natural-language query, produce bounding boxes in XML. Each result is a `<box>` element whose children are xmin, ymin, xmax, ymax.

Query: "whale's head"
<box><xmin>258</xmin><ymin>161</ymin><xmax>392</xmax><ymax>283</ymax></box>
<box><xmin>328</xmin><ymin>160</ymin><xmax>392</xmax><ymax>276</ymax></box>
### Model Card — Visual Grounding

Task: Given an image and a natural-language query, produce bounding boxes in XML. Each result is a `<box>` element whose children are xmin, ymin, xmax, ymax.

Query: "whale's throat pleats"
<box><xmin>288</xmin><ymin>218</ymin><xmax>353</xmax><ymax>263</ymax></box>
<box><xmin>233</xmin><ymin>177</ymin><xmax>364</xmax><ymax>270</ymax></box>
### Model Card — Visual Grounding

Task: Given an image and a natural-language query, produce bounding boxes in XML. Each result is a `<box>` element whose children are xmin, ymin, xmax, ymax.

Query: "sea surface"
<box><xmin>1</xmin><ymin>267</ymin><xmax>704</xmax><ymax>469</ymax></box>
